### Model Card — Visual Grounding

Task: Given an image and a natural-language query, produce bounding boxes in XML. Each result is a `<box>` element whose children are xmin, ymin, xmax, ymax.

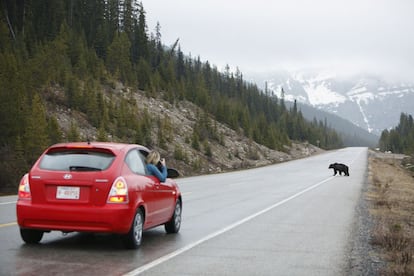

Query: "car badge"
<box><xmin>63</xmin><ymin>174</ymin><xmax>72</xmax><ymax>180</ymax></box>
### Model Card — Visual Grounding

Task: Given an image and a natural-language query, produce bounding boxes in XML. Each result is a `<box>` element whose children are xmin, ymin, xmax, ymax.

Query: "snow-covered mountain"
<box><xmin>249</xmin><ymin>70</ymin><xmax>414</xmax><ymax>136</ymax></box>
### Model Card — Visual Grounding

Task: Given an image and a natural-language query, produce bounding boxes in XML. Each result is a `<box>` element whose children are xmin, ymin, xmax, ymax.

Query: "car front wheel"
<box><xmin>20</xmin><ymin>228</ymin><xmax>44</xmax><ymax>244</ymax></box>
<box><xmin>165</xmin><ymin>198</ymin><xmax>182</xmax><ymax>233</ymax></box>
<box><xmin>123</xmin><ymin>208</ymin><xmax>144</xmax><ymax>249</ymax></box>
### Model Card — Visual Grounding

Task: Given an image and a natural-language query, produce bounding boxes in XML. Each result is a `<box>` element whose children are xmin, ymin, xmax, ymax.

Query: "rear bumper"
<box><xmin>16</xmin><ymin>200</ymin><xmax>135</xmax><ymax>234</ymax></box>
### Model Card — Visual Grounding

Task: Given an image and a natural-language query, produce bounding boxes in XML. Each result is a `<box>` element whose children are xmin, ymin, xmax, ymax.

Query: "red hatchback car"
<box><xmin>16</xmin><ymin>142</ymin><xmax>182</xmax><ymax>249</ymax></box>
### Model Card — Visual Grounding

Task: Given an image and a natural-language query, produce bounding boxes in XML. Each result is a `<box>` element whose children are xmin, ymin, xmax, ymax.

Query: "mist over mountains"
<box><xmin>248</xmin><ymin>69</ymin><xmax>414</xmax><ymax>138</ymax></box>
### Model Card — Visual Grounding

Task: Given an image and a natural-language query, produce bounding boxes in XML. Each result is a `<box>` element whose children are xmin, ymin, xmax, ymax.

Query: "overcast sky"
<box><xmin>142</xmin><ymin>0</ymin><xmax>414</xmax><ymax>81</ymax></box>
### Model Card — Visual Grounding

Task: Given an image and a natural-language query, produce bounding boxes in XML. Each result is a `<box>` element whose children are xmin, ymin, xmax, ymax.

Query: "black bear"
<box><xmin>329</xmin><ymin>163</ymin><xmax>349</xmax><ymax>176</ymax></box>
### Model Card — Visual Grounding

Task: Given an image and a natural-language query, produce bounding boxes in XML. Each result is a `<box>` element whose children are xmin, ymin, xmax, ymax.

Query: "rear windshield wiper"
<box><xmin>69</xmin><ymin>166</ymin><xmax>102</xmax><ymax>171</ymax></box>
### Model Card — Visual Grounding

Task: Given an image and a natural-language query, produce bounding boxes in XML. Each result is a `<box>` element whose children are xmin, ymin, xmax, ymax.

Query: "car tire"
<box><xmin>123</xmin><ymin>208</ymin><xmax>144</xmax><ymax>249</ymax></box>
<box><xmin>165</xmin><ymin>198</ymin><xmax>182</xmax><ymax>234</ymax></box>
<box><xmin>20</xmin><ymin>228</ymin><xmax>43</xmax><ymax>244</ymax></box>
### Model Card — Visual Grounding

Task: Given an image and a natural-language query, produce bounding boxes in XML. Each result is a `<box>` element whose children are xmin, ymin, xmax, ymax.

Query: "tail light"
<box><xmin>18</xmin><ymin>174</ymin><xmax>31</xmax><ymax>199</ymax></box>
<box><xmin>107</xmin><ymin>177</ymin><xmax>129</xmax><ymax>203</ymax></box>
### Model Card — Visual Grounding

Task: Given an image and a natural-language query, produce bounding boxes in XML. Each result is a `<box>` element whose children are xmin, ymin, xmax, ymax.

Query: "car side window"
<box><xmin>125</xmin><ymin>149</ymin><xmax>147</xmax><ymax>175</ymax></box>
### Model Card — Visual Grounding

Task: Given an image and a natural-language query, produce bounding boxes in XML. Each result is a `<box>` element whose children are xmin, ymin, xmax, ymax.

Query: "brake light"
<box><xmin>18</xmin><ymin>174</ymin><xmax>31</xmax><ymax>199</ymax></box>
<box><xmin>107</xmin><ymin>177</ymin><xmax>129</xmax><ymax>203</ymax></box>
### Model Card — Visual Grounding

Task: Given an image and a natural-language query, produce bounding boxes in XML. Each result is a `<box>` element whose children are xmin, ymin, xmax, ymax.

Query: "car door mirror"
<box><xmin>167</xmin><ymin>168</ymin><xmax>180</xmax><ymax>178</ymax></box>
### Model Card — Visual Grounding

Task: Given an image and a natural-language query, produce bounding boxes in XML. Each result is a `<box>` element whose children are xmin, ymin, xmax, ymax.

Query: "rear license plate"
<box><xmin>56</xmin><ymin>186</ymin><xmax>80</xmax><ymax>199</ymax></box>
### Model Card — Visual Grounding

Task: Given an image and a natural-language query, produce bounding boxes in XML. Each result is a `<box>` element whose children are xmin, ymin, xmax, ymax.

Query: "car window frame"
<box><xmin>124</xmin><ymin>148</ymin><xmax>148</xmax><ymax>175</ymax></box>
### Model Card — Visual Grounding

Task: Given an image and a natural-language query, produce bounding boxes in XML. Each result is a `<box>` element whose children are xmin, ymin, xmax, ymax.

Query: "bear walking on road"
<box><xmin>329</xmin><ymin>163</ymin><xmax>349</xmax><ymax>176</ymax></box>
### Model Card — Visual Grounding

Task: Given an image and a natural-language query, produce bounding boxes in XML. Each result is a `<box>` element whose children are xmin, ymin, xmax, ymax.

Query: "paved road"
<box><xmin>0</xmin><ymin>147</ymin><xmax>367</xmax><ymax>275</ymax></box>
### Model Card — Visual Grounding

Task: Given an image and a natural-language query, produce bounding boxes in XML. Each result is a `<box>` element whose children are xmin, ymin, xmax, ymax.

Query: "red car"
<box><xmin>16</xmin><ymin>142</ymin><xmax>182</xmax><ymax>249</ymax></box>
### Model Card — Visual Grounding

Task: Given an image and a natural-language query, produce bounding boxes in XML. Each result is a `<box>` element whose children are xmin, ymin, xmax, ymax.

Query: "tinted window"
<box><xmin>39</xmin><ymin>150</ymin><xmax>115</xmax><ymax>171</ymax></box>
<box><xmin>125</xmin><ymin>149</ymin><xmax>147</xmax><ymax>175</ymax></box>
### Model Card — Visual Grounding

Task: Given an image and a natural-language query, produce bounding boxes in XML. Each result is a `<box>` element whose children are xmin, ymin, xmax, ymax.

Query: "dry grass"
<box><xmin>368</xmin><ymin>151</ymin><xmax>414</xmax><ymax>275</ymax></box>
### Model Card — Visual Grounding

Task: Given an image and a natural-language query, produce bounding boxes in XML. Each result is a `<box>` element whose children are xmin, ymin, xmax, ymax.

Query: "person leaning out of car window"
<box><xmin>146</xmin><ymin>150</ymin><xmax>167</xmax><ymax>182</ymax></box>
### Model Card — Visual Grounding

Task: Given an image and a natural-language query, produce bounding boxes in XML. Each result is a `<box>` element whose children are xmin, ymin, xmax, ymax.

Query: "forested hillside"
<box><xmin>0</xmin><ymin>0</ymin><xmax>342</xmax><ymax>194</ymax></box>
<box><xmin>378</xmin><ymin>113</ymin><xmax>414</xmax><ymax>154</ymax></box>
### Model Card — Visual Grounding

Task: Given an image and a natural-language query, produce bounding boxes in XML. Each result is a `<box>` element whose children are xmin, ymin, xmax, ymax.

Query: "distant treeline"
<box><xmin>0</xmin><ymin>0</ymin><xmax>342</xmax><ymax>193</ymax></box>
<box><xmin>378</xmin><ymin>113</ymin><xmax>414</xmax><ymax>154</ymax></box>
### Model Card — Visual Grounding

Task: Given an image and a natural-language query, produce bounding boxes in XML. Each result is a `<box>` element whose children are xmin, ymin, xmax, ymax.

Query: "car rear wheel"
<box><xmin>123</xmin><ymin>208</ymin><xmax>144</xmax><ymax>249</ymax></box>
<box><xmin>165</xmin><ymin>198</ymin><xmax>182</xmax><ymax>234</ymax></box>
<box><xmin>20</xmin><ymin>228</ymin><xmax>44</xmax><ymax>244</ymax></box>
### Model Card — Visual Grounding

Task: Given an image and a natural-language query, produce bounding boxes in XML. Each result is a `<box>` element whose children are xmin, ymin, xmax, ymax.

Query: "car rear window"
<box><xmin>39</xmin><ymin>150</ymin><xmax>115</xmax><ymax>171</ymax></box>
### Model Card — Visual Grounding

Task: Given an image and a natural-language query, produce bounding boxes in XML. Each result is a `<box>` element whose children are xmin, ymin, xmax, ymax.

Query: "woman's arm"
<box><xmin>147</xmin><ymin>164</ymin><xmax>167</xmax><ymax>182</ymax></box>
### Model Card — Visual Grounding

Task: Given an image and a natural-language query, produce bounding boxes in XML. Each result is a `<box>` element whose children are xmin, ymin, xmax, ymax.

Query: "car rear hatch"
<box><xmin>29</xmin><ymin>146</ymin><xmax>118</xmax><ymax>206</ymax></box>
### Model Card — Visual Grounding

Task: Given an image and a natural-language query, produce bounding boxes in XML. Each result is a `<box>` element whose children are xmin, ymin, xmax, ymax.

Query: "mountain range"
<box><xmin>248</xmin><ymin>69</ymin><xmax>414</xmax><ymax>140</ymax></box>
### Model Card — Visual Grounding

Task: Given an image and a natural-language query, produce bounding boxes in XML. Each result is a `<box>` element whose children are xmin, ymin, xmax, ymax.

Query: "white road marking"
<box><xmin>0</xmin><ymin>201</ymin><xmax>16</xmax><ymax>205</ymax></box>
<box><xmin>0</xmin><ymin>222</ymin><xmax>17</xmax><ymax>228</ymax></box>
<box><xmin>123</xmin><ymin>176</ymin><xmax>335</xmax><ymax>276</ymax></box>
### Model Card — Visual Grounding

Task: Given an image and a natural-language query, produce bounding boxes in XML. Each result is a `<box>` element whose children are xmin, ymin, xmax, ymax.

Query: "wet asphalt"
<box><xmin>0</xmin><ymin>147</ymin><xmax>367</xmax><ymax>276</ymax></box>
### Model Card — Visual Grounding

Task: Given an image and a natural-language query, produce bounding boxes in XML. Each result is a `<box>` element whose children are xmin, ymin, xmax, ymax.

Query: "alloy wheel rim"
<box><xmin>134</xmin><ymin>213</ymin><xmax>143</xmax><ymax>243</ymax></box>
<box><xmin>174</xmin><ymin>204</ymin><xmax>181</xmax><ymax>228</ymax></box>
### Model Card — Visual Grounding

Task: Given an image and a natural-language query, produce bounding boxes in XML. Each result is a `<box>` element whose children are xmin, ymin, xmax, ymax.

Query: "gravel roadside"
<box><xmin>344</xmin><ymin>150</ymin><xmax>414</xmax><ymax>275</ymax></box>
<box><xmin>344</xmin><ymin>160</ymin><xmax>385</xmax><ymax>275</ymax></box>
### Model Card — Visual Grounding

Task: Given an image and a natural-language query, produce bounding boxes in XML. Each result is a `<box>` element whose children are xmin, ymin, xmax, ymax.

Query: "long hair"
<box><xmin>146</xmin><ymin>151</ymin><xmax>160</xmax><ymax>165</ymax></box>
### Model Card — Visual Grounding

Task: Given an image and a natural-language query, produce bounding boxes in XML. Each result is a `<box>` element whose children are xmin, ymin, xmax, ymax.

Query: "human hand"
<box><xmin>160</xmin><ymin>158</ymin><xmax>166</xmax><ymax>166</ymax></box>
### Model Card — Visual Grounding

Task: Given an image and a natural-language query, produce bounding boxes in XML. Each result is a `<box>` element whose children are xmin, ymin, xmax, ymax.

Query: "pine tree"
<box><xmin>23</xmin><ymin>93</ymin><xmax>50</xmax><ymax>164</ymax></box>
<box><xmin>97</xmin><ymin>122</ymin><xmax>108</xmax><ymax>142</ymax></box>
<box><xmin>0</xmin><ymin>52</ymin><xmax>26</xmax><ymax>145</ymax></box>
<box><xmin>106</xmin><ymin>32</ymin><xmax>135</xmax><ymax>85</ymax></box>
<box><xmin>47</xmin><ymin>115</ymin><xmax>63</xmax><ymax>144</ymax></box>
<box><xmin>67</xmin><ymin>121</ymin><xmax>81</xmax><ymax>141</ymax></box>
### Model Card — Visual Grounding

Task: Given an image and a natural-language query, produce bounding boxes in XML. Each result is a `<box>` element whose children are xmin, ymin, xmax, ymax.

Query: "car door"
<box><xmin>137</xmin><ymin>149</ymin><xmax>175</xmax><ymax>223</ymax></box>
<box><xmin>150</xmin><ymin>175</ymin><xmax>176</xmax><ymax>223</ymax></box>
<box><xmin>124</xmin><ymin>149</ymin><xmax>159</xmax><ymax>226</ymax></box>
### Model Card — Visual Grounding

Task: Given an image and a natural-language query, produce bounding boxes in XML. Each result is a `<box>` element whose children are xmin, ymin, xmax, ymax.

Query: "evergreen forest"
<box><xmin>0</xmin><ymin>0</ymin><xmax>343</xmax><ymax>194</ymax></box>
<box><xmin>378</xmin><ymin>113</ymin><xmax>414</xmax><ymax>154</ymax></box>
